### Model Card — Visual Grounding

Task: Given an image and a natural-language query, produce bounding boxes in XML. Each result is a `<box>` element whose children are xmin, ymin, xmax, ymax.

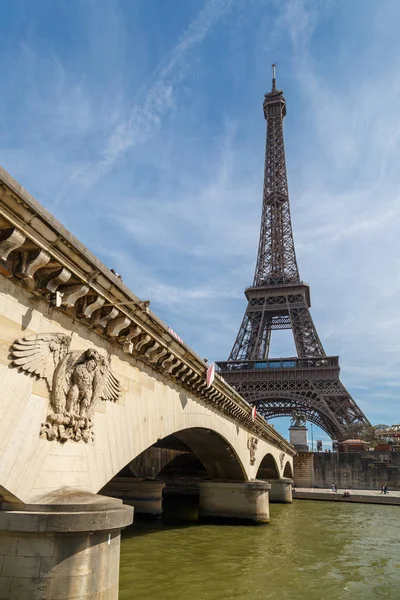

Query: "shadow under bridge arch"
<box><xmin>130</xmin><ymin>427</ymin><xmax>247</xmax><ymax>482</ymax></box>
<box><xmin>255</xmin><ymin>453</ymin><xmax>293</xmax><ymax>504</ymax></box>
<box><xmin>256</xmin><ymin>453</ymin><xmax>279</xmax><ymax>480</ymax></box>
<box><xmin>283</xmin><ymin>461</ymin><xmax>293</xmax><ymax>479</ymax></box>
<box><xmin>173</xmin><ymin>428</ymin><xmax>246</xmax><ymax>481</ymax></box>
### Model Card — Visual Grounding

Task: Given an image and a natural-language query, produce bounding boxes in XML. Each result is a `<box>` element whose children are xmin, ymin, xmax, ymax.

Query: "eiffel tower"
<box><xmin>217</xmin><ymin>65</ymin><xmax>369</xmax><ymax>441</ymax></box>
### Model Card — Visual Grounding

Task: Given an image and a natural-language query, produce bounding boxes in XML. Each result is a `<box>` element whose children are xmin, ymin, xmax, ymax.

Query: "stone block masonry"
<box><xmin>294</xmin><ymin>452</ymin><xmax>400</xmax><ymax>490</ymax></box>
<box><xmin>199</xmin><ymin>481</ymin><xmax>271</xmax><ymax>523</ymax></box>
<box><xmin>0</xmin><ymin>492</ymin><xmax>133</xmax><ymax>600</ymax></box>
<box><xmin>293</xmin><ymin>453</ymin><xmax>314</xmax><ymax>488</ymax></box>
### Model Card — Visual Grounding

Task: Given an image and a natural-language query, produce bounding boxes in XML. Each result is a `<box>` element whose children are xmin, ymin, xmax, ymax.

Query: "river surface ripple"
<box><xmin>119</xmin><ymin>501</ymin><xmax>400</xmax><ymax>600</ymax></box>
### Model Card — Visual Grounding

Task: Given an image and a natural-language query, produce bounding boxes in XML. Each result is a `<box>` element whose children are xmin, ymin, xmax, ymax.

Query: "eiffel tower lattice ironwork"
<box><xmin>217</xmin><ymin>65</ymin><xmax>370</xmax><ymax>441</ymax></box>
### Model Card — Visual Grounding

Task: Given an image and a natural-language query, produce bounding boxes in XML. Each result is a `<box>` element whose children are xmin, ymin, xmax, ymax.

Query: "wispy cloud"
<box><xmin>273</xmin><ymin>0</ymin><xmax>336</xmax><ymax>49</ymax></box>
<box><xmin>64</xmin><ymin>0</ymin><xmax>234</xmax><ymax>192</ymax></box>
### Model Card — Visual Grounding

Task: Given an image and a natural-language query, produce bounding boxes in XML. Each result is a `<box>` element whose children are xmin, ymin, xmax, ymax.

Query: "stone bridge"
<box><xmin>0</xmin><ymin>166</ymin><xmax>295</xmax><ymax>600</ymax></box>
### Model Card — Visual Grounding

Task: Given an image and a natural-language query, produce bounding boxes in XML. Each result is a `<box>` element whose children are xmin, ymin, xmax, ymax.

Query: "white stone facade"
<box><xmin>0</xmin><ymin>277</ymin><xmax>293</xmax><ymax>504</ymax></box>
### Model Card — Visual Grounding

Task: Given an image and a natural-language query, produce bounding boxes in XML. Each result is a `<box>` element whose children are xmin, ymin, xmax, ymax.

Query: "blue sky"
<box><xmin>1</xmin><ymin>0</ymin><xmax>400</xmax><ymax>446</ymax></box>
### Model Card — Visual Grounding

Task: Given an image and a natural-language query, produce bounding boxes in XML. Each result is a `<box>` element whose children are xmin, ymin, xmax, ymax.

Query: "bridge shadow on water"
<box><xmin>122</xmin><ymin>494</ymin><xmax>200</xmax><ymax>539</ymax></box>
<box><xmin>121</xmin><ymin>493</ymin><xmax>265</xmax><ymax>540</ymax></box>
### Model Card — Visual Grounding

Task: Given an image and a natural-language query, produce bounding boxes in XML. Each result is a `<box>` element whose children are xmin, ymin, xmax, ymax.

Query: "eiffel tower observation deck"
<box><xmin>217</xmin><ymin>65</ymin><xmax>370</xmax><ymax>441</ymax></box>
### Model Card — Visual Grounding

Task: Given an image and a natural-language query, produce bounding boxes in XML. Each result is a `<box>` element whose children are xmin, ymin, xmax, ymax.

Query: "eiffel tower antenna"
<box><xmin>271</xmin><ymin>63</ymin><xmax>277</xmax><ymax>91</ymax></box>
<box><xmin>217</xmin><ymin>66</ymin><xmax>370</xmax><ymax>440</ymax></box>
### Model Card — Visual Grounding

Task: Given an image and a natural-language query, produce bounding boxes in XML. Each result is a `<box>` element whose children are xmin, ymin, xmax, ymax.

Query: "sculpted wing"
<box><xmin>91</xmin><ymin>357</ymin><xmax>121</xmax><ymax>416</ymax></box>
<box><xmin>11</xmin><ymin>334</ymin><xmax>71</xmax><ymax>390</ymax></box>
<box><xmin>100</xmin><ymin>363</ymin><xmax>121</xmax><ymax>403</ymax></box>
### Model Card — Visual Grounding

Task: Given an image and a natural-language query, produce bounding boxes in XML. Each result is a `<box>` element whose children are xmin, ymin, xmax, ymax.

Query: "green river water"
<box><xmin>119</xmin><ymin>500</ymin><xmax>400</xmax><ymax>600</ymax></box>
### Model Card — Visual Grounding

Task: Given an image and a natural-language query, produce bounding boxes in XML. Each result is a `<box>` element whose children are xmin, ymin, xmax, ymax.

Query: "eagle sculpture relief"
<box><xmin>11</xmin><ymin>334</ymin><xmax>120</xmax><ymax>443</ymax></box>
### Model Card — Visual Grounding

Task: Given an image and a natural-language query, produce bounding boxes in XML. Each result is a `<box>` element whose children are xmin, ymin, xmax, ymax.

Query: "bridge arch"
<box><xmin>128</xmin><ymin>427</ymin><xmax>246</xmax><ymax>482</ymax></box>
<box><xmin>283</xmin><ymin>461</ymin><xmax>293</xmax><ymax>479</ymax></box>
<box><xmin>101</xmin><ymin>427</ymin><xmax>248</xmax><ymax>518</ymax></box>
<box><xmin>256</xmin><ymin>453</ymin><xmax>279</xmax><ymax>480</ymax></box>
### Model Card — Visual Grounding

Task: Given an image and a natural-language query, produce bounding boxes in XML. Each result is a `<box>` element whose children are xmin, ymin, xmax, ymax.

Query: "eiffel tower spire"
<box><xmin>254</xmin><ymin>64</ymin><xmax>299</xmax><ymax>287</ymax></box>
<box><xmin>217</xmin><ymin>66</ymin><xmax>370</xmax><ymax>440</ymax></box>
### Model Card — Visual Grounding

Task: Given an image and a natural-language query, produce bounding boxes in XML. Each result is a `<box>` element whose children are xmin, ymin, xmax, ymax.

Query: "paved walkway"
<box><xmin>295</xmin><ymin>487</ymin><xmax>400</xmax><ymax>497</ymax></box>
<box><xmin>293</xmin><ymin>488</ymin><xmax>400</xmax><ymax>505</ymax></box>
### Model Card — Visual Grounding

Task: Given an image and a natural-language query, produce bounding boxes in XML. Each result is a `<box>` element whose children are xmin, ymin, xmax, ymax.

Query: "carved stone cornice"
<box><xmin>0</xmin><ymin>166</ymin><xmax>295</xmax><ymax>456</ymax></box>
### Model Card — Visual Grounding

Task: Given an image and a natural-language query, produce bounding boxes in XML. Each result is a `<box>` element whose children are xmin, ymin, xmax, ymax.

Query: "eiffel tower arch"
<box><xmin>217</xmin><ymin>65</ymin><xmax>370</xmax><ymax>441</ymax></box>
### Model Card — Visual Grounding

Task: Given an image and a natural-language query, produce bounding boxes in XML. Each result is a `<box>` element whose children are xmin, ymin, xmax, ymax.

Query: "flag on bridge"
<box><xmin>251</xmin><ymin>405</ymin><xmax>257</xmax><ymax>421</ymax></box>
<box><xmin>206</xmin><ymin>363</ymin><xmax>215</xmax><ymax>387</ymax></box>
<box><xmin>168</xmin><ymin>326</ymin><xmax>183</xmax><ymax>344</ymax></box>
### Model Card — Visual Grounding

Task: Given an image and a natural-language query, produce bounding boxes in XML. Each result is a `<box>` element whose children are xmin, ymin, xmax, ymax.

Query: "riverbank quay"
<box><xmin>294</xmin><ymin>451</ymin><xmax>400</xmax><ymax>490</ymax></box>
<box><xmin>293</xmin><ymin>488</ymin><xmax>400</xmax><ymax>505</ymax></box>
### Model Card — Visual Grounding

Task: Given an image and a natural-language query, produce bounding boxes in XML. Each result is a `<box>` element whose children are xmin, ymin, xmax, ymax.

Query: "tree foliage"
<box><xmin>345</xmin><ymin>423</ymin><xmax>383</xmax><ymax>446</ymax></box>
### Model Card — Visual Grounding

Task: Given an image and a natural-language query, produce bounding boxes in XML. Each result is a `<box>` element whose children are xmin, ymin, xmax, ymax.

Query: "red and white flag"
<box><xmin>206</xmin><ymin>363</ymin><xmax>215</xmax><ymax>387</ymax></box>
<box><xmin>168</xmin><ymin>326</ymin><xmax>183</xmax><ymax>344</ymax></box>
<box><xmin>251</xmin><ymin>405</ymin><xmax>257</xmax><ymax>421</ymax></box>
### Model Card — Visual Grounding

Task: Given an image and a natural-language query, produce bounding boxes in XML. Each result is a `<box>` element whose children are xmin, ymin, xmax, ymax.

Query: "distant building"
<box><xmin>339</xmin><ymin>439</ymin><xmax>369</xmax><ymax>453</ymax></box>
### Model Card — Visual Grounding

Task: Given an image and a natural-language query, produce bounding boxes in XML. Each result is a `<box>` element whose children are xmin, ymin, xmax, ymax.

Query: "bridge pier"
<box><xmin>101</xmin><ymin>477</ymin><xmax>165</xmax><ymax>517</ymax></box>
<box><xmin>199</xmin><ymin>481</ymin><xmax>271</xmax><ymax>523</ymax></box>
<box><xmin>0</xmin><ymin>492</ymin><xmax>133</xmax><ymax>600</ymax></box>
<box><xmin>268</xmin><ymin>477</ymin><xmax>293</xmax><ymax>503</ymax></box>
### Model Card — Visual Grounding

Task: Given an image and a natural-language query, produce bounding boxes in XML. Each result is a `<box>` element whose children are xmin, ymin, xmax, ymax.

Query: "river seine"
<box><xmin>119</xmin><ymin>500</ymin><xmax>400</xmax><ymax>600</ymax></box>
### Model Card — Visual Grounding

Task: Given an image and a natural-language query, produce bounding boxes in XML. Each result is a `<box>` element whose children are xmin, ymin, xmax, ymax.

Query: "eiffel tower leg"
<box><xmin>229</xmin><ymin>309</ymin><xmax>272</xmax><ymax>361</ymax></box>
<box><xmin>263</xmin><ymin>317</ymin><xmax>272</xmax><ymax>359</ymax></box>
<box><xmin>321</xmin><ymin>380</ymin><xmax>370</xmax><ymax>435</ymax></box>
<box><xmin>228</xmin><ymin>313</ymin><xmax>251</xmax><ymax>361</ymax></box>
<box><xmin>289</xmin><ymin>298</ymin><xmax>325</xmax><ymax>358</ymax></box>
<box><xmin>250</xmin><ymin>312</ymin><xmax>273</xmax><ymax>360</ymax></box>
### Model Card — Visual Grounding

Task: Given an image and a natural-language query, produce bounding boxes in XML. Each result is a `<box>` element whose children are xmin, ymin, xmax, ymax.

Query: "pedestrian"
<box><xmin>383</xmin><ymin>484</ymin><xmax>389</xmax><ymax>495</ymax></box>
<box><xmin>381</xmin><ymin>483</ymin><xmax>385</xmax><ymax>494</ymax></box>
